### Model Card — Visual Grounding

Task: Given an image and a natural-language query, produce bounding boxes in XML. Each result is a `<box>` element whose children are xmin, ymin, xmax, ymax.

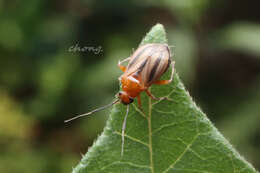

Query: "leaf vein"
<box><xmin>171</xmin><ymin>168</ymin><xmax>213</xmax><ymax>173</ymax></box>
<box><xmin>154</xmin><ymin>109</ymin><xmax>177</xmax><ymax>115</ymax></box>
<box><xmin>152</xmin><ymin>86</ymin><xmax>177</xmax><ymax>106</ymax></box>
<box><xmin>176</xmin><ymin>137</ymin><xmax>206</xmax><ymax>161</ymax></box>
<box><xmin>148</xmin><ymin>92</ymin><xmax>154</xmax><ymax>173</ymax></box>
<box><xmin>152</xmin><ymin>122</ymin><xmax>177</xmax><ymax>135</ymax></box>
<box><xmin>101</xmin><ymin>161</ymin><xmax>151</xmax><ymax>170</ymax></box>
<box><xmin>162</xmin><ymin>133</ymin><xmax>200</xmax><ymax>173</ymax></box>
<box><xmin>114</xmin><ymin>131</ymin><xmax>149</xmax><ymax>147</ymax></box>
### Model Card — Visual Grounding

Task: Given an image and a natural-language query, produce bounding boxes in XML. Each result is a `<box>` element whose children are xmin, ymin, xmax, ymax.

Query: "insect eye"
<box><xmin>129</xmin><ymin>97</ymin><xmax>134</xmax><ymax>103</ymax></box>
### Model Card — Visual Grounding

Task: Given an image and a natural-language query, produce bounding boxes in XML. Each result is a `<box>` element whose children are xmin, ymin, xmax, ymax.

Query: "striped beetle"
<box><xmin>118</xmin><ymin>43</ymin><xmax>174</xmax><ymax>106</ymax></box>
<box><xmin>65</xmin><ymin>43</ymin><xmax>175</xmax><ymax>156</ymax></box>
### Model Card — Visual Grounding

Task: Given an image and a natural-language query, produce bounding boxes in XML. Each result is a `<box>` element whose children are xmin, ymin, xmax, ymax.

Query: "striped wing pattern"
<box><xmin>125</xmin><ymin>43</ymin><xmax>171</xmax><ymax>87</ymax></box>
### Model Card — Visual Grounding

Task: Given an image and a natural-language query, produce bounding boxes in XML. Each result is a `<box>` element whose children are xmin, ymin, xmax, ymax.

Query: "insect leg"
<box><xmin>153</xmin><ymin>80</ymin><xmax>171</xmax><ymax>85</ymax></box>
<box><xmin>153</xmin><ymin>61</ymin><xmax>175</xmax><ymax>85</ymax></box>
<box><xmin>145</xmin><ymin>90</ymin><xmax>160</xmax><ymax>100</ymax></box>
<box><xmin>118</xmin><ymin>57</ymin><xmax>131</xmax><ymax>72</ymax></box>
<box><xmin>145</xmin><ymin>89</ymin><xmax>173</xmax><ymax>102</ymax></box>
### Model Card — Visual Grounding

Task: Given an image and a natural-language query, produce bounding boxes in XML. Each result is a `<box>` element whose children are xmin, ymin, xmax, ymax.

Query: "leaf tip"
<box><xmin>141</xmin><ymin>23</ymin><xmax>167</xmax><ymax>45</ymax></box>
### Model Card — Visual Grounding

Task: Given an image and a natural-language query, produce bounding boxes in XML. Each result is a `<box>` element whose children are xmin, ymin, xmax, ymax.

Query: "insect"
<box><xmin>65</xmin><ymin>43</ymin><xmax>175</xmax><ymax>156</ymax></box>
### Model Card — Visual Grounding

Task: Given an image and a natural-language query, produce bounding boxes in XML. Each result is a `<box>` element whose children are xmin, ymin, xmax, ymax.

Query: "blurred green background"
<box><xmin>1</xmin><ymin>0</ymin><xmax>260</xmax><ymax>172</ymax></box>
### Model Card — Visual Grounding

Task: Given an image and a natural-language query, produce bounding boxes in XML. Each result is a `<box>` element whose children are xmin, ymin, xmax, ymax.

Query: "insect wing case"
<box><xmin>126</xmin><ymin>44</ymin><xmax>171</xmax><ymax>87</ymax></box>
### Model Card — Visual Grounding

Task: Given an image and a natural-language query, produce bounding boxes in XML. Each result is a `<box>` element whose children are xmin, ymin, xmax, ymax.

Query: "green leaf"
<box><xmin>72</xmin><ymin>24</ymin><xmax>257</xmax><ymax>173</ymax></box>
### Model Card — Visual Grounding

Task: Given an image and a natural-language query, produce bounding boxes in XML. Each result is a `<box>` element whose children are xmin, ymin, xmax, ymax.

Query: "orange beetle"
<box><xmin>65</xmin><ymin>43</ymin><xmax>175</xmax><ymax>156</ymax></box>
<box><xmin>118</xmin><ymin>43</ymin><xmax>174</xmax><ymax>107</ymax></box>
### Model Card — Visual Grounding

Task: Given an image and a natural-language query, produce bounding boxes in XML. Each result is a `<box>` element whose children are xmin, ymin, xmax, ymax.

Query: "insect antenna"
<box><xmin>64</xmin><ymin>99</ymin><xmax>119</xmax><ymax>123</ymax></box>
<box><xmin>121</xmin><ymin>104</ymin><xmax>129</xmax><ymax>157</ymax></box>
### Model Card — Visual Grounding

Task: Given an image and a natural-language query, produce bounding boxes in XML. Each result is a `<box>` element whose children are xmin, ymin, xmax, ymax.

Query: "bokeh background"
<box><xmin>1</xmin><ymin>0</ymin><xmax>260</xmax><ymax>172</ymax></box>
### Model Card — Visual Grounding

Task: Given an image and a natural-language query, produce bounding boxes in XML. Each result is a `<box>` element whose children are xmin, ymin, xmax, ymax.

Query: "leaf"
<box><xmin>72</xmin><ymin>24</ymin><xmax>257</xmax><ymax>173</ymax></box>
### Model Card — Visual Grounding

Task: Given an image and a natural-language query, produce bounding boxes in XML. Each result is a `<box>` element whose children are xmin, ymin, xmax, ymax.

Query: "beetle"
<box><xmin>118</xmin><ymin>43</ymin><xmax>174</xmax><ymax>107</ymax></box>
<box><xmin>65</xmin><ymin>43</ymin><xmax>175</xmax><ymax>156</ymax></box>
